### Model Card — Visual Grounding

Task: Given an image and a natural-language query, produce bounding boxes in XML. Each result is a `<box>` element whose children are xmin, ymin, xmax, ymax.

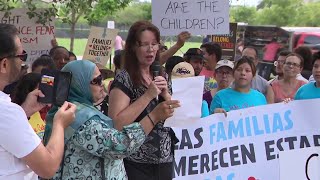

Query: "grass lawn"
<box><xmin>57</xmin><ymin>38</ymin><xmax>202</xmax><ymax>57</ymax></box>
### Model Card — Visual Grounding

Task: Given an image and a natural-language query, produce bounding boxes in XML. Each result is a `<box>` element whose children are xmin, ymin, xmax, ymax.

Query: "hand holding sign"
<box><xmin>176</xmin><ymin>31</ymin><xmax>191</xmax><ymax>47</ymax></box>
<box><xmin>152</xmin><ymin>0</ymin><xmax>229</xmax><ymax>35</ymax></box>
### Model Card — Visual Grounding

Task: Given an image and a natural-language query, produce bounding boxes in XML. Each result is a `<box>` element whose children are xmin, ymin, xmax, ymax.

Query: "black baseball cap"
<box><xmin>184</xmin><ymin>48</ymin><xmax>204</xmax><ymax>61</ymax></box>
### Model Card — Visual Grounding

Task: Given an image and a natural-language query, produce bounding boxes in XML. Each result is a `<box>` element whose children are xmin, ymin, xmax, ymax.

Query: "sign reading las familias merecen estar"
<box><xmin>0</xmin><ymin>8</ymin><xmax>55</xmax><ymax>65</ymax></box>
<box><xmin>171</xmin><ymin>99</ymin><xmax>320</xmax><ymax>180</ymax></box>
<box><xmin>152</xmin><ymin>0</ymin><xmax>229</xmax><ymax>36</ymax></box>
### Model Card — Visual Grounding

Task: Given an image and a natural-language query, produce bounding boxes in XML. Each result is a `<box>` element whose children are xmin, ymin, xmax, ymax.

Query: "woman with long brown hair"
<box><xmin>108</xmin><ymin>21</ymin><xmax>180</xmax><ymax>180</ymax></box>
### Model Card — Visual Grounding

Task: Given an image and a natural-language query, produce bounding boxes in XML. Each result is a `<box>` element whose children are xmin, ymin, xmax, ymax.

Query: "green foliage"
<box><xmin>294</xmin><ymin>2</ymin><xmax>320</xmax><ymax>26</ymax></box>
<box><xmin>105</xmin><ymin>2</ymin><xmax>151</xmax><ymax>25</ymax></box>
<box><xmin>57</xmin><ymin>0</ymin><xmax>131</xmax><ymax>25</ymax></box>
<box><xmin>232</xmin><ymin>0</ymin><xmax>320</xmax><ymax>27</ymax></box>
<box><xmin>0</xmin><ymin>0</ymin><xmax>56</xmax><ymax>25</ymax></box>
<box><xmin>230</xmin><ymin>6</ymin><xmax>257</xmax><ymax>24</ymax></box>
<box><xmin>253</xmin><ymin>0</ymin><xmax>303</xmax><ymax>26</ymax></box>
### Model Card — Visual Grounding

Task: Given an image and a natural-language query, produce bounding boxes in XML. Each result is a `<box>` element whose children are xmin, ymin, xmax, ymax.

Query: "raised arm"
<box><xmin>159</xmin><ymin>31</ymin><xmax>191</xmax><ymax>65</ymax></box>
<box><xmin>21</xmin><ymin>102</ymin><xmax>76</xmax><ymax>178</ymax></box>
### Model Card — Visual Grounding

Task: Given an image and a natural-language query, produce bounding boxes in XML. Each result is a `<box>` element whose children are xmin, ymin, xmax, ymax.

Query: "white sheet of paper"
<box><xmin>164</xmin><ymin>76</ymin><xmax>204</xmax><ymax>127</ymax></box>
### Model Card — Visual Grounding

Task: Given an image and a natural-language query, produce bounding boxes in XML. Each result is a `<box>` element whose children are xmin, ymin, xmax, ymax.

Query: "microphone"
<box><xmin>151</xmin><ymin>60</ymin><xmax>161</xmax><ymax>101</ymax></box>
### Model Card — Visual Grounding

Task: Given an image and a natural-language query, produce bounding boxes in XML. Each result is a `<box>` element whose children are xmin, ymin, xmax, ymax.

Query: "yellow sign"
<box><xmin>29</xmin><ymin>112</ymin><xmax>46</xmax><ymax>139</ymax></box>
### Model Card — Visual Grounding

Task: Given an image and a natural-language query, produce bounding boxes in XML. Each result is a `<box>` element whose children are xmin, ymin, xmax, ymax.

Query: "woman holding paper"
<box><xmin>108</xmin><ymin>20</ymin><xmax>180</xmax><ymax>180</ymax></box>
<box><xmin>210</xmin><ymin>56</ymin><xmax>267</xmax><ymax>115</ymax></box>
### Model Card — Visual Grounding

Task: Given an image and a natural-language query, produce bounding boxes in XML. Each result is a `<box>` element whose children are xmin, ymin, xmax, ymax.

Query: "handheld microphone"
<box><xmin>151</xmin><ymin>61</ymin><xmax>161</xmax><ymax>101</ymax></box>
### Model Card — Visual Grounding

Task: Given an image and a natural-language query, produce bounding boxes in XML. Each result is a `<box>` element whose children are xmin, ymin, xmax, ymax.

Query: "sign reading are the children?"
<box><xmin>152</xmin><ymin>0</ymin><xmax>230</xmax><ymax>36</ymax></box>
<box><xmin>83</xmin><ymin>26</ymin><xmax>118</xmax><ymax>67</ymax></box>
<box><xmin>0</xmin><ymin>8</ymin><xmax>55</xmax><ymax>64</ymax></box>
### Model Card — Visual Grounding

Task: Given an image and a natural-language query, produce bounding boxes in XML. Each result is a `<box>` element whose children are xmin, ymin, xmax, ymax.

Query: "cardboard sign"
<box><xmin>0</xmin><ymin>8</ymin><xmax>55</xmax><ymax>64</ymax></box>
<box><xmin>212</xmin><ymin>23</ymin><xmax>238</xmax><ymax>61</ymax></box>
<box><xmin>279</xmin><ymin>147</ymin><xmax>320</xmax><ymax>180</ymax></box>
<box><xmin>152</xmin><ymin>0</ymin><xmax>229</xmax><ymax>36</ymax></box>
<box><xmin>82</xmin><ymin>26</ymin><xmax>119</xmax><ymax>66</ymax></box>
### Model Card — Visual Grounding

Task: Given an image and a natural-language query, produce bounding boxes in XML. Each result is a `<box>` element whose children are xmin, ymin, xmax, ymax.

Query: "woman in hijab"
<box><xmin>44</xmin><ymin>60</ymin><xmax>179</xmax><ymax>179</ymax></box>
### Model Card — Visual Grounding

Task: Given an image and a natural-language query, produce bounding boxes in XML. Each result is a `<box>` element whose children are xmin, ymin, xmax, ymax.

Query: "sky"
<box><xmin>140</xmin><ymin>0</ymin><xmax>260</xmax><ymax>7</ymax></box>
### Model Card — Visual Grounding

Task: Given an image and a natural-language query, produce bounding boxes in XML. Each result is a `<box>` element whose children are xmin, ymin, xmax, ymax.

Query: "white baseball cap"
<box><xmin>215</xmin><ymin>59</ymin><xmax>234</xmax><ymax>70</ymax></box>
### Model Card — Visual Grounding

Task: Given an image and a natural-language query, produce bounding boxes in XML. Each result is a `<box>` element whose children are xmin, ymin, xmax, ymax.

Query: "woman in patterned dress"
<box><xmin>44</xmin><ymin>60</ymin><xmax>179</xmax><ymax>179</ymax></box>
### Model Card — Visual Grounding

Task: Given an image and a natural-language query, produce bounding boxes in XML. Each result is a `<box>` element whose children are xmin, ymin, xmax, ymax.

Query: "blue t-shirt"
<box><xmin>201</xmin><ymin>100</ymin><xmax>210</xmax><ymax>118</ymax></box>
<box><xmin>210</xmin><ymin>88</ymin><xmax>267</xmax><ymax>113</ymax></box>
<box><xmin>295</xmin><ymin>82</ymin><xmax>320</xmax><ymax>100</ymax></box>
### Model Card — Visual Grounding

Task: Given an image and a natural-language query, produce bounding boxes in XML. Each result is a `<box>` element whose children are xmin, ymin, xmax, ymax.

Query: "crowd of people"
<box><xmin>0</xmin><ymin>19</ymin><xmax>320</xmax><ymax>180</ymax></box>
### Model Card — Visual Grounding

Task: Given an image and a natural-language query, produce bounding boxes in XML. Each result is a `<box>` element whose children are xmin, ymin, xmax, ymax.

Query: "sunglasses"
<box><xmin>0</xmin><ymin>50</ymin><xmax>28</xmax><ymax>62</ymax></box>
<box><xmin>14</xmin><ymin>50</ymin><xmax>28</xmax><ymax>62</ymax></box>
<box><xmin>90</xmin><ymin>75</ymin><xmax>103</xmax><ymax>86</ymax></box>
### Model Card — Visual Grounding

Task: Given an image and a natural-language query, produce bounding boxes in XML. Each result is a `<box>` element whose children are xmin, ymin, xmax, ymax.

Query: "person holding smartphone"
<box><xmin>0</xmin><ymin>23</ymin><xmax>77</xmax><ymax>179</ymax></box>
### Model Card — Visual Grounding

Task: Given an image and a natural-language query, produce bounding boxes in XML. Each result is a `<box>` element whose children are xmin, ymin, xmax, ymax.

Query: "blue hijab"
<box><xmin>44</xmin><ymin>60</ymin><xmax>113</xmax><ymax>144</ymax></box>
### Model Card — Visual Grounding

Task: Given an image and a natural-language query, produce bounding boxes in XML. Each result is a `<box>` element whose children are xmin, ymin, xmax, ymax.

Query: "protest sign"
<box><xmin>83</xmin><ymin>26</ymin><xmax>118</xmax><ymax>66</ymax></box>
<box><xmin>212</xmin><ymin>23</ymin><xmax>237</xmax><ymax>61</ymax></box>
<box><xmin>29</xmin><ymin>112</ymin><xmax>45</xmax><ymax>139</ymax></box>
<box><xmin>152</xmin><ymin>0</ymin><xmax>229</xmax><ymax>36</ymax></box>
<box><xmin>279</xmin><ymin>147</ymin><xmax>320</xmax><ymax>180</ymax></box>
<box><xmin>171</xmin><ymin>99</ymin><xmax>320</xmax><ymax>180</ymax></box>
<box><xmin>0</xmin><ymin>8</ymin><xmax>55</xmax><ymax>64</ymax></box>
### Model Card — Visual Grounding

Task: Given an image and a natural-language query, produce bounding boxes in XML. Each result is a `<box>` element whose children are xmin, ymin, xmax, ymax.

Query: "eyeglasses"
<box><xmin>216</xmin><ymin>70</ymin><xmax>232</xmax><ymax>76</ymax></box>
<box><xmin>138</xmin><ymin>42</ymin><xmax>160</xmax><ymax>51</ymax></box>
<box><xmin>90</xmin><ymin>75</ymin><xmax>103</xmax><ymax>86</ymax></box>
<box><xmin>274</xmin><ymin>60</ymin><xmax>285</xmax><ymax>67</ymax></box>
<box><xmin>284</xmin><ymin>62</ymin><xmax>300</xmax><ymax>68</ymax></box>
<box><xmin>0</xmin><ymin>50</ymin><xmax>28</xmax><ymax>62</ymax></box>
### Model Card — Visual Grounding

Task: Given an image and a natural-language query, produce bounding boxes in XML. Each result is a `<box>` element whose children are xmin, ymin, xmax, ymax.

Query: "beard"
<box><xmin>7</xmin><ymin>60</ymin><xmax>21</xmax><ymax>83</ymax></box>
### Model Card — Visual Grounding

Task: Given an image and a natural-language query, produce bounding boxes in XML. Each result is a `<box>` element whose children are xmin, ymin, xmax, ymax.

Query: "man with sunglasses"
<box><xmin>0</xmin><ymin>23</ymin><xmax>76</xmax><ymax>179</ymax></box>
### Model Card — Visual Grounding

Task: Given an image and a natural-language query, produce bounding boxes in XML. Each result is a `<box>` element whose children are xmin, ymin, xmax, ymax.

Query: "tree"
<box><xmin>294</xmin><ymin>2</ymin><xmax>320</xmax><ymax>26</ymax></box>
<box><xmin>1</xmin><ymin>0</ymin><xmax>132</xmax><ymax>51</ymax></box>
<box><xmin>108</xmin><ymin>2</ymin><xmax>151</xmax><ymax>26</ymax></box>
<box><xmin>230</xmin><ymin>6</ymin><xmax>257</xmax><ymax>24</ymax></box>
<box><xmin>57</xmin><ymin>0</ymin><xmax>132</xmax><ymax>51</ymax></box>
<box><xmin>0</xmin><ymin>0</ymin><xmax>56</xmax><ymax>24</ymax></box>
<box><xmin>254</xmin><ymin>0</ymin><xmax>303</xmax><ymax>26</ymax></box>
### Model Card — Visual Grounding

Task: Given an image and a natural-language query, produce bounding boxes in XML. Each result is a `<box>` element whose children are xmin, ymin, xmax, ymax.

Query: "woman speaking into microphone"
<box><xmin>108</xmin><ymin>20</ymin><xmax>179</xmax><ymax>180</ymax></box>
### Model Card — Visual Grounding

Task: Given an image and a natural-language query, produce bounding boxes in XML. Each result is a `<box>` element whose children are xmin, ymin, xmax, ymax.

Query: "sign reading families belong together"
<box><xmin>83</xmin><ymin>26</ymin><xmax>118</xmax><ymax>66</ymax></box>
<box><xmin>170</xmin><ymin>99</ymin><xmax>320</xmax><ymax>180</ymax></box>
<box><xmin>152</xmin><ymin>0</ymin><xmax>230</xmax><ymax>36</ymax></box>
<box><xmin>0</xmin><ymin>8</ymin><xmax>55</xmax><ymax>64</ymax></box>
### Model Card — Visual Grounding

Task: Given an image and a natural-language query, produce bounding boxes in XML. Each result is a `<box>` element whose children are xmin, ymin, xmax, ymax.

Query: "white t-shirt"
<box><xmin>0</xmin><ymin>91</ymin><xmax>41</xmax><ymax>179</ymax></box>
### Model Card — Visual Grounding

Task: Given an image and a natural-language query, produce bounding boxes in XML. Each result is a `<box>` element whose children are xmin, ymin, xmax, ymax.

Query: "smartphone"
<box><xmin>38</xmin><ymin>69</ymin><xmax>72</xmax><ymax>106</ymax></box>
<box><xmin>54</xmin><ymin>71</ymin><xmax>72</xmax><ymax>106</ymax></box>
<box><xmin>38</xmin><ymin>69</ymin><xmax>56</xmax><ymax>104</ymax></box>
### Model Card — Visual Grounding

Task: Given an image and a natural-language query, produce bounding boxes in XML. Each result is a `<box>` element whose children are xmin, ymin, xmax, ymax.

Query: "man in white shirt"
<box><xmin>0</xmin><ymin>23</ymin><xmax>76</xmax><ymax>179</ymax></box>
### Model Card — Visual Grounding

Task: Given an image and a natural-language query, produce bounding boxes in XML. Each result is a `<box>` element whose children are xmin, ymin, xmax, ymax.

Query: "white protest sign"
<box><xmin>165</xmin><ymin>76</ymin><xmax>205</xmax><ymax>127</ymax></box>
<box><xmin>279</xmin><ymin>147</ymin><xmax>320</xmax><ymax>180</ymax></box>
<box><xmin>107</xmin><ymin>21</ymin><xmax>115</xmax><ymax>29</ymax></box>
<box><xmin>83</xmin><ymin>26</ymin><xmax>119</xmax><ymax>66</ymax></box>
<box><xmin>0</xmin><ymin>8</ymin><xmax>55</xmax><ymax>64</ymax></box>
<box><xmin>171</xmin><ymin>99</ymin><xmax>320</xmax><ymax>180</ymax></box>
<box><xmin>152</xmin><ymin>0</ymin><xmax>230</xmax><ymax>36</ymax></box>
